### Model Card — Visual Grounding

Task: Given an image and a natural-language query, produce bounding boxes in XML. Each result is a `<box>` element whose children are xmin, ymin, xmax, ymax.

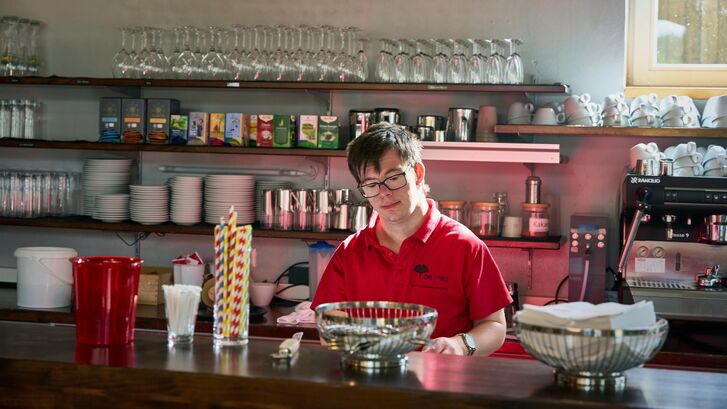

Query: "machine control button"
<box><xmin>571</xmin><ymin>233</ymin><xmax>579</xmax><ymax>239</ymax></box>
<box><xmin>584</xmin><ymin>233</ymin><xmax>592</xmax><ymax>240</ymax></box>
<box><xmin>705</xmin><ymin>193</ymin><xmax>714</xmax><ymax>201</ymax></box>
<box><xmin>597</xmin><ymin>233</ymin><xmax>605</xmax><ymax>241</ymax></box>
<box><xmin>571</xmin><ymin>240</ymin><xmax>579</xmax><ymax>247</ymax></box>
<box><xmin>636</xmin><ymin>246</ymin><xmax>649</xmax><ymax>257</ymax></box>
<box><xmin>652</xmin><ymin>247</ymin><xmax>665</xmax><ymax>258</ymax></box>
<box><xmin>597</xmin><ymin>242</ymin><xmax>605</xmax><ymax>248</ymax></box>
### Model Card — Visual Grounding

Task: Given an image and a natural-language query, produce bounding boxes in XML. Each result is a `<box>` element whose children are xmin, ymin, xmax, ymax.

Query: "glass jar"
<box><xmin>439</xmin><ymin>200</ymin><xmax>466</xmax><ymax>223</ymax></box>
<box><xmin>10</xmin><ymin>99</ymin><xmax>23</xmax><ymax>138</ymax></box>
<box><xmin>469</xmin><ymin>201</ymin><xmax>500</xmax><ymax>237</ymax></box>
<box><xmin>23</xmin><ymin>99</ymin><xmax>37</xmax><ymax>139</ymax></box>
<box><xmin>0</xmin><ymin>100</ymin><xmax>11</xmax><ymax>137</ymax></box>
<box><xmin>521</xmin><ymin>202</ymin><xmax>550</xmax><ymax>237</ymax></box>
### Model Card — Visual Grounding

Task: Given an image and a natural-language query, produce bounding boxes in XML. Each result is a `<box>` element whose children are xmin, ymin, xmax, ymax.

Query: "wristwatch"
<box><xmin>458</xmin><ymin>333</ymin><xmax>476</xmax><ymax>356</ymax></box>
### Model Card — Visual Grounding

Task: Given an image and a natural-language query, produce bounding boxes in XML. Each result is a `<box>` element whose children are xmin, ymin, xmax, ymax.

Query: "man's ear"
<box><xmin>414</xmin><ymin>162</ymin><xmax>425</xmax><ymax>185</ymax></box>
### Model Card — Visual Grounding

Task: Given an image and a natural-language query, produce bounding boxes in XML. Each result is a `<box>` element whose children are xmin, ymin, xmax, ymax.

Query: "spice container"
<box><xmin>469</xmin><ymin>201</ymin><xmax>500</xmax><ymax>237</ymax></box>
<box><xmin>521</xmin><ymin>202</ymin><xmax>550</xmax><ymax>237</ymax></box>
<box><xmin>439</xmin><ymin>200</ymin><xmax>466</xmax><ymax>224</ymax></box>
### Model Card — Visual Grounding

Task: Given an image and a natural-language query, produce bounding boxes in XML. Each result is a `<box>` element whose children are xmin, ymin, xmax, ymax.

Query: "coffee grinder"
<box><xmin>618</xmin><ymin>173</ymin><xmax>727</xmax><ymax>321</ymax></box>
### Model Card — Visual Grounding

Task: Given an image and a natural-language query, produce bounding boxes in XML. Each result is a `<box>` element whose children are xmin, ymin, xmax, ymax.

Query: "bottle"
<box><xmin>525</xmin><ymin>176</ymin><xmax>541</xmax><ymax>204</ymax></box>
<box><xmin>493</xmin><ymin>192</ymin><xmax>509</xmax><ymax>235</ymax></box>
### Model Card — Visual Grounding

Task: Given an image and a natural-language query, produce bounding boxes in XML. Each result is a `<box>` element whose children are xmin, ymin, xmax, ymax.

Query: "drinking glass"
<box><xmin>248</xmin><ymin>25</ymin><xmax>268</xmax><ymax>81</ymax></box>
<box><xmin>332</xmin><ymin>27</ymin><xmax>355</xmax><ymax>82</ymax></box>
<box><xmin>505</xmin><ymin>38</ymin><xmax>524</xmax><ymax>84</ymax></box>
<box><xmin>432</xmin><ymin>39</ymin><xmax>450</xmax><ymax>84</ymax></box>
<box><xmin>393</xmin><ymin>39</ymin><xmax>413</xmax><ymax>83</ymax></box>
<box><xmin>112</xmin><ymin>28</ymin><xmax>133</xmax><ymax>78</ymax></box>
<box><xmin>354</xmin><ymin>36</ymin><xmax>368</xmax><ymax>82</ymax></box>
<box><xmin>151</xmin><ymin>28</ymin><xmax>171</xmax><ymax>78</ymax></box>
<box><xmin>411</xmin><ymin>39</ymin><xmax>433</xmax><ymax>83</ymax></box>
<box><xmin>1</xmin><ymin>17</ymin><xmax>21</xmax><ymax>76</ymax></box>
<box><xmin>448</xmin><ymin>39</ymin><xmax>468</xmax><ymax>83</ymax></box>
<box><xmin>485</xmin><ymin>39</ymin><xmax>504</xmax><ymax>84</ymax></box>
<box><xmin>469</xmin><ymin>39</ymin><xmax>487</xmax><ymax>84</ymax></box>
<box><xmin>202</xmin><ymin>26</ymin><xmax>230</xmax><ymax>79</ymax></box>
<box><xmin>314</xmin><ymin>25</ymin><xmax>335</xmax><ymax>81</ymax></box>
<box><xmin>25</xmin><ymin>20</ymin><xmax>41</xmax><ymax>75</ymax></box>
<box><xmin>375</xmin><ymin>39</ymin><xmax>395</xmax><ymax>82</ymax></box>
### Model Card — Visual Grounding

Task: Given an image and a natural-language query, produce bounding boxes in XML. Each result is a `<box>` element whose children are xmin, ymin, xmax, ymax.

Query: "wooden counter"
<box><xmin>1</xmin><ymin>320</ymin><xmax>725</xmax><ymax>409</ymax></box>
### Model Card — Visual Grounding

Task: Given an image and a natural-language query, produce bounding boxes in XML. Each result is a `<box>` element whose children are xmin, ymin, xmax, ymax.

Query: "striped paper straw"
<box><xmin>224</xmin><ymin>208</ymin><xmax>238</xmax><ymax>335</ymax></box>
<box><xmin>229</xmin><ymin>226</ymin><xmax>245</xmax><ymax>337</ymax></box>
<box><xmin>220</xmin><ymin>222</ymin><xmax>231</xmax><ymax>337</ymax></box>
<box><xmin>240</xmin><ymin>225</ymin><xmax>252</xmax><ymax>335</ymax></box>
<box><xmin>213</xmin><ymin>221</ymin><xmax>226</xmax><ymax>337</ymax></box>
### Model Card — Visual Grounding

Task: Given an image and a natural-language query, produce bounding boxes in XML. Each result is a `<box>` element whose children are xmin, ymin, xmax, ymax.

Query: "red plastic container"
<box><xmin>70</xmin><ymin>256</ymin><xmax>143</xmax><ymax>346</ymax></box>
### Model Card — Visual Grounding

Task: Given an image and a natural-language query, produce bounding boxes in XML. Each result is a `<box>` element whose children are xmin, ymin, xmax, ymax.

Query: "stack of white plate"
<box><xmin>169</xmin><ymin>176</ymin><xmax>203</xmax><ymax>225</ymax></box>
<box><xmin>204</xmin><ymin>175</ymin><xmax>255</xmax><ymax>224</ymax></box>
<box><xmin>81</xmin><ymin>158</ymin><xmax>133</xmax><ymax>216</ymax></box>
<box><xmin>255</xmin><ymin>180</ymin><xmax>292</xmax><ymax>223</ymax></box>
<box><xmin>92</xmin><ymin>194</ymin><xmax>130</xmax><ymax>222</ymax></box>
<box><xmin>129</xmin><ymin>185</ymin><xmax>169</xmax><ymax>225</ymax></box>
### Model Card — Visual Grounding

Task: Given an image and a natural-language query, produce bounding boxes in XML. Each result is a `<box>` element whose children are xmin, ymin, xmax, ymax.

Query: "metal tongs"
<box><xmin>271</xmin><ymin>332</ymin><xmax>304</xmax><ymax>360</ymax></box>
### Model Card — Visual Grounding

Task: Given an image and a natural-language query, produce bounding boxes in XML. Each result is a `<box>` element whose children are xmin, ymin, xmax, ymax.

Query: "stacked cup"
<box><xmin>629</xmin><ymin>93</ymin><xmax>661</xmax><ymax>127</ymax></box>
<box><xmin>629</xmin><ymin>142</ymin><xmax>664</xmax><ymax>175</ymax></box>
<box><xmin>702</xmin><ymin>95</ymin><xmax>727</xmax><ymax>128</ymax></box>
<box><xmin>664</xmin><ymin>142</ymin><xmax>703</xmax><ymax>177</ymax></box>
<box><xmin>659</xmin><ymin>95</ymin><xmax>699</xmax><ymax>128</ymax></box>
<box><xmin>601</xmin><ymin>92</ymin><xmax>630</xmax><ymax>127</ymax></box>
<box><xmin>564</xmin><ymin>93</ymin><xmax>601</xmax><ymax>126</ymax></box>
<box><xmin>702</xmin><ymin>145</ymin><xmax>727</xmax><ymax>177</ymax></box>
<box><xmin>507</xmin><ymin>102</ymin><xmax>534</xmax><ymax>124</ymax></box>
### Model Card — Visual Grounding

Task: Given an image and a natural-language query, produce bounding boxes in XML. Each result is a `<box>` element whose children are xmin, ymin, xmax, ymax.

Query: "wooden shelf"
<box><xmin>0</xmin><ymin>216</ymin><xmax>561</xmax><ymax>249</ymax></box>
<box><xmin>495</xmin><ymin>124</ymin><xmax>727</xmax><ymax>138</ymax></box>
<box><xmin>0</xmin><ymin>138</ymin><xmax>561</xmax><ymax>164</ymax></box>
<box><xmin>0</xmin><ymin>138</ymin><xmax>347</xmax><ymax>157</ymax></box>
<box><xmin>0</xmin><ymin>76</ymin><xmax>570</xmax><ymax>94</ymax></box>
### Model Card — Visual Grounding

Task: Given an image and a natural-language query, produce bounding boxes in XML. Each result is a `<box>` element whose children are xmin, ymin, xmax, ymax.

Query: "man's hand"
<box><xmin>422</xmin><ymin>336</ymin><xmax>466</xmax><ymax>355</ymax></box>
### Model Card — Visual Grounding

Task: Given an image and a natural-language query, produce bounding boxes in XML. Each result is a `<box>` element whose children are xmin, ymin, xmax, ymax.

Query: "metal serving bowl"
<box><xmin>514</xmin><ymin>318</ymin><xmax>669</xmax><ymax>391</ymax></box>
<box><xmin>315</xmin><ymin>301</ymin><xmax>437</xmax><ymax>371</ymax></box>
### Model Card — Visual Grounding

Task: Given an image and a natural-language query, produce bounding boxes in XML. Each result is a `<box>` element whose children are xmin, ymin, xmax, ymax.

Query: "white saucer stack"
<box><xmin>204</xmin><ymin>175</ymin><xmax>255</xmax><ymax>225</ymax></box>
<box><xmin>81</xmin><ymin>158</ymin><xmax>133</xmax><ymax>216</ymax></box>
<box><xmin>169</xmin><ymin>176</ymin><xmax>203</xmax><ymax>225</ymax></box>
<box><xmin>92</xmin><ymin>193</ymin><xmax>130</xmax><ymax>222</ymax></box>
<box><xmin>129</xmin><ymin>185</ymin><xmax>169</xmax><ymax>225</ymax></box>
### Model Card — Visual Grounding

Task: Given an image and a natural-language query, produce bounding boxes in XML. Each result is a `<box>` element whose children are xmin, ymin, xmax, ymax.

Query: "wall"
<box><xmin>0</xmin><ymin>0</ymin><xmax>642</xmax><ymax>301</ymax></box>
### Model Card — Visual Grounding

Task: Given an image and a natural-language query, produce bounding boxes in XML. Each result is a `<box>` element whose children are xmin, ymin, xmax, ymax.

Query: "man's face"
<box><xmin>359</xmin><ymin>149</ymin><xmax>422</xmax><ymax>224</ymax></box>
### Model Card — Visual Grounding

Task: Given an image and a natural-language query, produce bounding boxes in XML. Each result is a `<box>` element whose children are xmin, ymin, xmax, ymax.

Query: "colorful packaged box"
<box><xmin>297</xmin><ymin>115</ymin><xmax>318</xmax><ymax>149</ymax></box>
<box><xmin>121</xmin><ymin>98</ymin><xmax>146</xmax><ymax>144</ymax></box>
<box><xmin>248</xmin><ymin>115</ymin><xmax>258</xmax><ymax>147</ymax></box>
<box><xmin>256</xmin><ymin>115</ymin><xmax>274</xmax><ymax>147</ymax></box>
<box><xmin>209</xmin><ymin>113</ymin><xmax>226</xmax><ymax>146</ymax></box>
<box><xmin>225</xmin><ymin>113</ymin><xmax>249</xmax><ymax>146</ymax></box>
<box><xmin>188</xmin><ymin>112</ymin><xmax>209</xmax><ymax>145</ymax></box>
<box><xmin>146</xmin><ymin>99</ymin><xmax>180</xmax><ymax>145</ymax></box>
<box><xmin>170</xmin><ymin>114</ymin><xmax>189</xmax><ymax>145</ymax></box>
<box><xmin>273</xmin><ymin>115</ymin><xmax>296</xmax><ymax>148</ymax></box>
<box><xmin>99</xmin><ymin>98</ymin><xmax>122</xmax><ymax>143</ymax></box>
<box><xmin>317</xmin><ymin>116</ymin><xmax>340</xmax><ymax>149</ymax></box>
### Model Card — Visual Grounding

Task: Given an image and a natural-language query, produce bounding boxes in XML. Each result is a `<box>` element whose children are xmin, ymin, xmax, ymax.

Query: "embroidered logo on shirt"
<box><xmin>411</xmin><ymin>264</ymin><xmax>448</xmax><ymax>290</ymax></box>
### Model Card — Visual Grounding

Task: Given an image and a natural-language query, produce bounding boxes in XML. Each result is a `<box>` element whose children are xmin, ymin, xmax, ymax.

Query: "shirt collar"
<box><xmin>364</xmin><ymin>198</ymin><xmax>441</xmax><ymax>248</ymax></box>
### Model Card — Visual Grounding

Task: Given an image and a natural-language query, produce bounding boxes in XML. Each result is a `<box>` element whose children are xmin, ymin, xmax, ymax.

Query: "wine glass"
<box><xmin>353</xmin><ymin>34</ymin><xmax>368</xmax><ymax>82</ymax></box>
<box><xmin>432</xmin><ymin>39</ymin><xmax>450</xmax><ymax>84</ymax></box>
<box><xmin>111</xmin><ymin>27</ymin><xmax>133</xmax><ymax>78</ymax></box>
<box><xmin>375</xmin><ymin>39</ymin><xmax>395</xmax><ymax>82</ymax></box>
<box><xmin>468</xmin><ymin>39</ymin><xmax>487</xmax><ymax>84</ymax></box>
<box><xmin>484</xmin><ymin>39</ymin><xmax>504</xmax><ymax>84</ymax></box>
<box><xmin>448</xmin><ymin>39</ymin><xmax>468</xmax><ymax>84</ymax></box>
<box><xmin>411</xmin><ymin>39</ymin><xmax>433</xmax><ymax>83</ymax></box>
<box><xmin>505</xmin><ymin>38</ymin><xmax>524</xmax><ymax>84</ymax></box>
<box><xmin>202</xmin><ymin>26</ymin><xmax>230</xmax><ymax>79</ymax></box>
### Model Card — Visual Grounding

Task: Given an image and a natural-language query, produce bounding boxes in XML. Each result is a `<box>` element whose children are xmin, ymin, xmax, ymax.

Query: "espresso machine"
<box><xmin>618</xmin><ymin>174</ymin><xmax>727</xmax><ymax>321</ymax></box>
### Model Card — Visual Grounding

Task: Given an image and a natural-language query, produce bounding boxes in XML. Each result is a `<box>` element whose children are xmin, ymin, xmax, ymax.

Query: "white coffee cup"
<box><xmin>673</xmin><ymin>164</ymin><xmax>703</xmax><ymax>177</ymax></box>
<box><xmin>507</xmin><ymin>114</ymin><xmax>532</xmax><ymax>125</ymax></box>
<box><xmin>502</xmin><ymin>216</ymin><xmax>522</xmax><ymax>238</ymax></box>
<box><xmin>603</xmin><ymin>92</ymin><xmax>625</xmax><ymax>109</ymax></box>
<box><xmin>665</xmin><ymin>142</ymin><xmax>697</xmax><ymax>159</ymax></box>
<box><xmin>631</xmin><ymin>114</ymin><xmax>659</xmax><ymax>127</ymax></box>
<box><xmin>250</xmin><ymin>282</ymin><xmax>277</xmax><ymax>306</ymax></box>
<box><xmin>533</xmin><ymin>107</ymin><xmax>565</xmax><ymax>125</ymax></box>
<box><xmin>508</xmin><ymin>102</ymin><xmax>534</xmax><ymax>120</ymax></box>
<box><xmin>629</xmin><ymin>93</ymin><xmax>659</xmax><ymax>114</ymax></box>
<box><xmin>704</xmin><ymin>167</ymin><xmax>726</xmax><ymax>177</ymax></box>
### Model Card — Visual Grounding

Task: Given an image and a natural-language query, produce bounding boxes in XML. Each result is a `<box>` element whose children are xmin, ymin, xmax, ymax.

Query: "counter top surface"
<box><xmin>1</xmin><ymin>320</ymin><xmax>726</xmax><ymax>409</ymax></box>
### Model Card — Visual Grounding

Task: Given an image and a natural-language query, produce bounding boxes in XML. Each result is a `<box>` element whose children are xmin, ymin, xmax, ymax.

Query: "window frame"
<box><xmin>626</xmin><ymin>0</ymin><xmax>727</xmax><ymax>96</ymax></box>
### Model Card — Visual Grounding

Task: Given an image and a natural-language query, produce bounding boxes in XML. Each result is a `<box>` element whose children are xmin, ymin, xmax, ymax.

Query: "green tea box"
<box><xmin>257</xmin><ymin>115</ymin><xmax>274</xmax><ymax>147</ymax></box>
<box><xmin>247</xmin><ymin>115</ymin><xmax>258</xmax><ymax>147</ymax></box>
<box><xmin>121</xmin><ymin>98</ymin><xmax>146</xmax><ymax>144</ymax></box>
<box><xmin>225</xmin><ymin>113</ymin><xmax>249</xmax><ymax>146</ymax></box>
<box><xmin>169</xmin><ymin>114</ymin><xmax>188</xmax><ymax>145</ymax></box>
<box><xmin>188</xmin><ymin>112</ymin><xmax>209</xmax><ymax>145</ymax></box>
<box><xmin>273</xmin><ymin>115</ymin><xmax>295</xmax><ymax>148</ymax></box>
<box><xmin>297</xmin><ymin>115</ymin><xmax>318</xmax><ymax>148</ymax></box>
<box><xmin>317</xmin><ymin>115</ymin><xmax>340</xmax><ymax>149</ymax></box>
<box><xmin>209</xmin><ymin>113</ymin><xmax>226</xmax><ymax>146</ymax></box>
<box><xmin>146</xmin><ymin>99</ymin><xmax>180</xmax><ymax>144</ymax></box>
<box><xmin>99</xmin><ymin>98</ymin><xmax>122</xmax><ymax>143</ymax></box>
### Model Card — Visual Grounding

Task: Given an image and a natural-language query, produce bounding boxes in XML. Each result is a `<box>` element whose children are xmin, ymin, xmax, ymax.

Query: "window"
<box><xmin>627</xmin><ymin>0</ymin><xmax>727</xmax><ymax>93</ymax></box>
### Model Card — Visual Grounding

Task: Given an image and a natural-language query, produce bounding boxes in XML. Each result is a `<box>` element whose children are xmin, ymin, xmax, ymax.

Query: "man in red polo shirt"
<box><xmin>311</xmin><ymin>122</ymin><xmax>512</xmax><ymax>356</ymax></box>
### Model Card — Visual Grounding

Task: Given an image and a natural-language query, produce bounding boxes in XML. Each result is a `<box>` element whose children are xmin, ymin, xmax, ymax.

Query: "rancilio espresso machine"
<box><xmin>619</xmin><ymin>174</ymin><xmax>727</xmax><ymax>321</ymax></box>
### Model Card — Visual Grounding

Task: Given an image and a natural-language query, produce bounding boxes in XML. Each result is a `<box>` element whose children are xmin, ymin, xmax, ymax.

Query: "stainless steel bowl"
<box><xmin>515</xmin><ymin>318</ymin><xmax>669</xmax><ymax>391</ymax></box>
<box><xmin>315</xmin><ymin>301</ymin><xmax>437</xmax><ymax>371</ymax></box>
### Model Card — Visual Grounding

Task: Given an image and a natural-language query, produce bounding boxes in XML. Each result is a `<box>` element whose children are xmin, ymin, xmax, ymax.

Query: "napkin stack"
<box><xmin>515</xmin><ymin>301</ymin><xmax>656</xmax><ymax>330</ymax></box>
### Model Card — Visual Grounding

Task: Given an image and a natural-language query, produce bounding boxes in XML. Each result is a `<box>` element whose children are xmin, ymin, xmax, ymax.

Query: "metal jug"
<box><xmin>349</xmin><ymin>204</ymin><xmax>370</xmax><ymax>232</ymax></box>
<box><xmin>446</xmin><ymin>108</ymin><xmax>477</xmax><ymax>142</ymax></box>
<box><xmin>311</xmin><ymin>189</ymin><xmax>332</xmax><ymax>232</ymax></box>
<box><xmin>274</xmin><ymin>188</ymin><xmax>293</xmax><ymax>231</ymax></box>
<box><xmin>291</xmin><ymin>189</ymin><xmax>311</xmax><ymax>231</ymax></box>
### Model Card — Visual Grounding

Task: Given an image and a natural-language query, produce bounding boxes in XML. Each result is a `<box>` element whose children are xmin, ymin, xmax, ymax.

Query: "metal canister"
<box><xmin>274</xmin><ymin>188</ymin><xmax>293</xmax><ymax>231</ymax></box>
<box><xmin>350</xmin><ymin>204</ymin><xmax>370</xmax><ymax>232</ymax></box>
<box><xmin>291</xmin><ymin>189</ymin><xmax>311</xmax><ymax>231</ymax></box>
<box><xmin>311</xmin><ymin>189</ymin><xmax>332</xmax><ymax>232</ymax></box>
<box><xmin>525</xmin><ymin>176</ymin><xmax>542</xmax><ymax>204</ymax></box>
<box><xmin>349</xmin><ymin>110</ymin><xmax>374</xmax><ymax>140</ymax></box>
<box><xmin>260</xmin><ymin>190</ymin><xmax>275</xmax><ymax>229</ymax></box>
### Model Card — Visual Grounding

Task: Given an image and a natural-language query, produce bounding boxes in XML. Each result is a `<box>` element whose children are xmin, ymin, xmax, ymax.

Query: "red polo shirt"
<box><xmin>311</xmin><ymin>199</ymin><xmax>512</xmax><ymax>339</ymax></box>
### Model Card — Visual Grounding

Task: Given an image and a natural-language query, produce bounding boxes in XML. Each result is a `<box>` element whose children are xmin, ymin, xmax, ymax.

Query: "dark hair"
<box><xmin>346</xmin><ymin>122</ymin><xmax>423</xmax><ymax>184</ymax></box>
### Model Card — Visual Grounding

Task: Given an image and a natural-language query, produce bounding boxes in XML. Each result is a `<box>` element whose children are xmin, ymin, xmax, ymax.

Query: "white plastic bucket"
<box><xmin>14</xmin><ymin>247</ymin><xmax>77</xmax><ymax>308</ymax></box>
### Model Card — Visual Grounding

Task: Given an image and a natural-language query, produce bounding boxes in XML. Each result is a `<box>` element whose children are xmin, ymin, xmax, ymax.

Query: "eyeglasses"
<box><xmin>357</xmin><ymin>166</ymin><xmax>411</xmax><ymax>198</ymax></box>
